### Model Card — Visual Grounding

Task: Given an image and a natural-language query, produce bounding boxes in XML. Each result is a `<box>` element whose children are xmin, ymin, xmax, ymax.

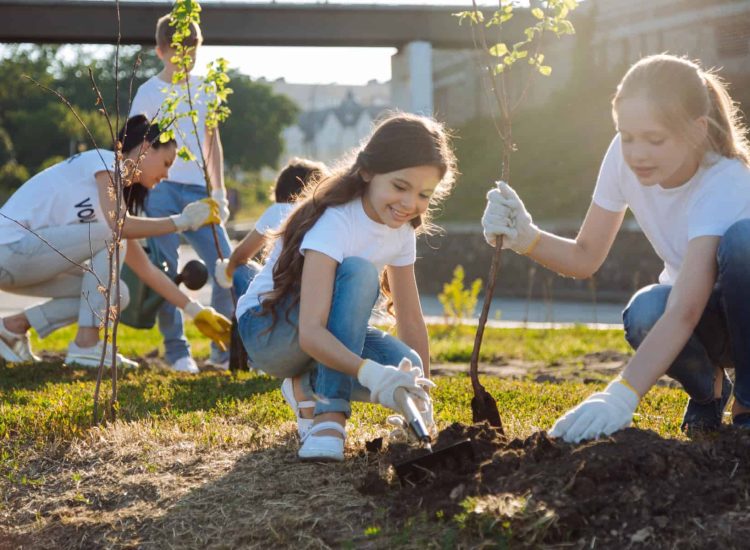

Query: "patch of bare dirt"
<box><xmin>363</xmin><ymin>422</ymin><xmax>750</xmax><ymax>548</ymax></box>
<box><xmin>432</xmin><ymin>352</ymin><xmax>682</xmax><ymax>389</ymax></box>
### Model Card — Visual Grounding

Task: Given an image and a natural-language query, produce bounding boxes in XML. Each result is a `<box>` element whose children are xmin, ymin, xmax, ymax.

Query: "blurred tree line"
<box><xmin>0</xmin><ymin>45</ymin><xmax>298</xmax><ymax>207</ymax></box>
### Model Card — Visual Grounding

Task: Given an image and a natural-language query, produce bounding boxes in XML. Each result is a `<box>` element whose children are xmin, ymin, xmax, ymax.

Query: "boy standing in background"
<box><xmin>130</xmin><ymin>13</ymin><xmax>232</xmax><ymax>373</ymax></box>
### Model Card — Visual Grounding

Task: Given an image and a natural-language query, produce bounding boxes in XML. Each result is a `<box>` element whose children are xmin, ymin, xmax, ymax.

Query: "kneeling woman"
<box><xmin>237</xmin><ymin>114</ymin><xmax>456</xmax><ymax>461</ymax></box>
<box><xmin>0</xmin><ymin>115</ymin><xmax>230</xmax><ymax>367</ymax></box>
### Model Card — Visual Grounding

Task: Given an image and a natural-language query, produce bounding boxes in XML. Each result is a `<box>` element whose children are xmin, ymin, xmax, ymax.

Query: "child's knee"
<box><xmin>338</xmin><ymin>257</ymin><xmax>378</xmax><ymax>291</ymax></box>
<box><xmin>623</xmin><ymin>285</ymin><xmax>669</xmax><ymax>347</ymax></box>
<box><xmin>719</xmin><ymin>219</ymin><xmax>750</xmax><ymax>275</ymax></box>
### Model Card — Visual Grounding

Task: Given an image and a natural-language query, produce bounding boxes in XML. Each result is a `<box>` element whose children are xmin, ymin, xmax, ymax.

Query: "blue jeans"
<box><xmin>237</xmin><ymin>257</ymin><xmax>421</xmax><ymax>417</ymax></box>
<box><xmin>145</xmin><ymin>181</ymin><xmax>233</xmax><ymax>364</ymax></box>
<box><xmin>623</xmin><ymin>219</ymin><xmax>750</xmax><ymax>407</ymax></box>
<box><xmin>233</xmin><ymin>263</ymin><xmax>259</xmax><ymax>299</ymax></box>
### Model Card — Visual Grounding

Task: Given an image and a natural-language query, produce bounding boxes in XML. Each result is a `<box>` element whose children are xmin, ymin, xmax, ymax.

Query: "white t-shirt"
<box><xmin>236</xmin><ymin>197</ymin><xmax>417</xmax><ymax>317</ymax></box>
<box><xmin>593</xmin><ymin>135</ymin><xmax>750</xmax><ymax>284</ymax></box>
<box><xmin>129</xmin><ymin>74</ymin><xmax>210</xmax><ymax>186</ymax></box>
<box><xmin>0</xmin><ymin>149</ymin><xmax>114</xmax><ymax>245</ymax></box>
<box><xmin>254</xmin><ymin>202</ymin><xmax>295</xmax><ymax>236</ymax></box>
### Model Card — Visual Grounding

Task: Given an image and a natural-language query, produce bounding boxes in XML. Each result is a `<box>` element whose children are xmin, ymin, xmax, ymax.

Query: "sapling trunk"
<box><xmin>458</xmin><ymin>0</ymin><xmax>579</xmax><ymax>429</ymax></box>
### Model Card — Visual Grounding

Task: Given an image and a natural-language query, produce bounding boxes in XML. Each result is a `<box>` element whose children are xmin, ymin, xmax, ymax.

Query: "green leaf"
<box><xmin>177</xmin><ymin>146</ymin><xmax>196</xmax><ymax>161</ymax></box>
<box><xmin>489</xmin><ymin>43</ymin><xmax>508</xmax><ymax>57</ymax></box>
<box><xmin>559</xmin><ymin>20</ymin><xmax>576</xmax><ymax>35</ymax></box>
<box><xmin>538</xmin><ymin>65</ymin><xmax>552</xmax><ymax>76</ymax></box>
<box><xmin>453</xmin><ymin>10</ymin><xmax>484</xmax><ymax>25</ymax></box>
<box><xmin>492</xmin><ymin>63</ymin><xmax>506</xmax><ymax>75</ymax></box>
<box><xmin>563</xmin><ymin>0</ymin><xmax>579</xmax><ymax>9</ymax></box>
<box><xmin>531</xmin><ymin>7</ymin><xmax>544</xmax><ymax>19</ymax></box>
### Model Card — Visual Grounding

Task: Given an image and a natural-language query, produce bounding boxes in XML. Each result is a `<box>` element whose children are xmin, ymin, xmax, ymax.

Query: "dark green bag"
<box><xmin>120</xmin><ymin>238</ymin><xmax>172</xmax><ymax>329</ymax></box>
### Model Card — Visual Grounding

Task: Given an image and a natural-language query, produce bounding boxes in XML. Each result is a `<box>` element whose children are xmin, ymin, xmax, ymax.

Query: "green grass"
<box><xmin>30</xmin><ymin>323</ymin><xmax>631</xmax><ymax>364</ymax></box>
<box><xmin>429</xmin><ymin>324</ymin><xmax>630</xmax><ymax>364</ymax></box>
<box><xmin>0</xmin><ymin>360</ymin><xmax>682</xmax><ymax>451</ymax></box>
<box><xmin>30</xmin><ymin>323</ymin><xmax>214</xmax><ymax>359</ymax></box>
<box><xmin>8</xmin><ymin>323</ymin><xmax>637</xmax><ymax>450</ymax></box>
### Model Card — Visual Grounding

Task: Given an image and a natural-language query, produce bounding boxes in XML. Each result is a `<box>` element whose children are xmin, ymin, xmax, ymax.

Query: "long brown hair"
<box><xmin>612</xmin><ymin>54</ymin><xmax>750</xmax><ymax>166</ymax></box>
<box><xmin>260</xmin><ymin>112</ymin><xmax>456</xmax><ymax>324</ymax></box>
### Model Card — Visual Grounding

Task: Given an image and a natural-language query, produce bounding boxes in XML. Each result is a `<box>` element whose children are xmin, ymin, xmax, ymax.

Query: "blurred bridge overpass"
<box><xmin>0</xmin><ymin>1</ymin><xmax>527</xmax><ymax>115</ymax></box>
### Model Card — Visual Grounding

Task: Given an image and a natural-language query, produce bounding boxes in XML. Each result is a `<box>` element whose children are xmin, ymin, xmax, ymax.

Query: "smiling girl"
<box><xmin>236</xmin><ymin>113</ymin><xmax>456</xmax><ymax>461</ymax></box>
<box><xmin>0</xmin><ymin>115</ymin><xmax>230</xmax><ymax>368</ymax></box>
<box><xmin>481</xmin><ymin>54</ymin><xmax>750</xmax><ymax>442</ymax></box>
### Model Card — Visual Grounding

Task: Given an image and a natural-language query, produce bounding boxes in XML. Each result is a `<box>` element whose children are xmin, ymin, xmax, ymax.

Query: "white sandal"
<box><xmin>280</xmin><ymin>378</ymin><xmax>315</xmax><ymax>439</ymax></box>
<box><xmin>298</xmin><ymin>421</ymin><xmax>346</xmax><ymax>462</ymax></box>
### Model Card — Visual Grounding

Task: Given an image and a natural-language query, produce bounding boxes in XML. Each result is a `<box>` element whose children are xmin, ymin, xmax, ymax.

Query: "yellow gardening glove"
<box><xmin>183</xmin><ymin>301</ymin><xmax>232</xmax><ymax>351</ymax></box>
<box><xmin>170</xmin><ymin>198</ymin><xmax>221</xmax><ymax>232</ymax></box>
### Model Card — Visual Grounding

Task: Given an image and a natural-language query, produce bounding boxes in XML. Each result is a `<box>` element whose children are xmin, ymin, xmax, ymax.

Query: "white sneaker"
<box><xmin>170</xmin><ymin>356</ymin><xmax>200</xmax><ymax>374</ymax></box>
<box><xmin>0</xmin><ymin>322</ymin><xmax>40</xmax><ymax>363</ymax></box>
<box><xmin>65</xmin><ymin>341</ymin><xmax>139</xmax><ymax>369</ymax></box>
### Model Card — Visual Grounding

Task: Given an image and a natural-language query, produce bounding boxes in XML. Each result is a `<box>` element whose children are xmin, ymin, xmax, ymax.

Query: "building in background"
<box><xmin>266</xmin><ymin>79</ymin><xmax>391</xmax><ymax>167</ymax></box>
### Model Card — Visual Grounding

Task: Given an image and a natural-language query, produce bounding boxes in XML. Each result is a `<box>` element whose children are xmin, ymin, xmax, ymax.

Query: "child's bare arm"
<box><xmin>227</xmin><ymin>230</ymin><xmax>265</xmax><ymax>276</ymax></box>
<box><xmin>387</xmin><ymin>264</ymin><xmax>430</xmax><ymax>376</ymax></box>
<box><xmin>622</xmin><ymin>235</ymin><xmax>720</xmax><ymax>394</ymax></box>
<box><xmin>206</xmin><ymin>127</ymin><xmax>225</xmax><ymax>192</ymax></box>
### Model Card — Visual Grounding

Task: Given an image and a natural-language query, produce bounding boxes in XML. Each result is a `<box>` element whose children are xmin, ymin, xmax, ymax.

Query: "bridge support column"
<box><xmin>391</xmin><ymin>40</ymin><xmax>433</xmax><ymax>115</ymax></box>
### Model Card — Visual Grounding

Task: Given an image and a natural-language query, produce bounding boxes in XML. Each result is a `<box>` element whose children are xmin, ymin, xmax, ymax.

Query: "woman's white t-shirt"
<box><xmin>593</xmin><ymin>135</ymin><xmax>750</xmax><ymax>284</ymax></box>
<box><xmin>0</xmin><ymin>149</ymin><xmax>114</xmax><ymax>245</ymax></box>
<box><xmin>236</xmin><ymin>197</ymin><xmax>417</xmax><ymax>317</ymax></box>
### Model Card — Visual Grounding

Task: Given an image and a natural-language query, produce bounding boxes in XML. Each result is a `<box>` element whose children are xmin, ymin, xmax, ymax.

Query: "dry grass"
<box><xmin>3</xmin><ymin>419</ymin><xmax>394</xmax><ymax>549</ymax></box>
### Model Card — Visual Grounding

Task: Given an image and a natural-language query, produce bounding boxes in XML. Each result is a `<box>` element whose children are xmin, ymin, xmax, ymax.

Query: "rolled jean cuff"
<box><xmin>25</xmin><ymin>299</ymin><xmax>79</xmax><ymax>338</ymax></box>
<box><xmin>314</xmin><ymin>397</ymin><xmax>353</xmax><ymax>418</ymax></box>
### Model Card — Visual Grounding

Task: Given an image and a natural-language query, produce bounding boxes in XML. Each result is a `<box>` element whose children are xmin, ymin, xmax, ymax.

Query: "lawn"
<box><xmin>1</xmin><ymin>325</ymin><xmax>694</xmax><ymax>548</ymax></box>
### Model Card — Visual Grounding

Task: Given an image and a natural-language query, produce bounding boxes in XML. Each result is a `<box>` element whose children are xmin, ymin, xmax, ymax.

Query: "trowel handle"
<box><xmin>394</xmin><ymin>387</ymin><xmax>431</xmax><ymax>444</ymax></box>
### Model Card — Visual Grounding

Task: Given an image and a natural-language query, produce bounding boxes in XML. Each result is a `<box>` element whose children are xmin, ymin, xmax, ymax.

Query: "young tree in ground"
<box><xmin>455</xmin><ymin>0</ymin><xmax>579</xmax><ymax>425</ymax></box>
<box><xmin>156</xmin><ymin>0</ymin><xmax>233</xmax><ymax>261</ymax></box>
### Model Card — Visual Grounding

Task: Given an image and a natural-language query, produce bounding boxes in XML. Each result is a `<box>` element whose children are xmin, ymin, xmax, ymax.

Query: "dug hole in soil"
<box><xmin>360</xmin><ymin>423</ymin><xmax>750</xmax><ymax>548</ymax></box>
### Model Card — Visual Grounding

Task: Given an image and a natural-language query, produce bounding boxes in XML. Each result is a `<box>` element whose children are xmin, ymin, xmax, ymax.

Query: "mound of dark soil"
<box><xmin>362</xmin><ymin>423</ymin><xmax>750</xmax><ymax>548</ymax></box>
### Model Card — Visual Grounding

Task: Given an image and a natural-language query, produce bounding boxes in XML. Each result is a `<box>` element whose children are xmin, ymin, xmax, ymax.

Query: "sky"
<box><xmin>186</xmin><ymin>1</ymin><xmax>499</xmax><ymax>85</ymax></box>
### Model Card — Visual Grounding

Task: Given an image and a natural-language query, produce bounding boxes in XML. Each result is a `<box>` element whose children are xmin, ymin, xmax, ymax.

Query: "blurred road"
<box><xmin>0</xmin><ymin>245</ymin><xmax>625</xmax><ymax>327</ymax></box>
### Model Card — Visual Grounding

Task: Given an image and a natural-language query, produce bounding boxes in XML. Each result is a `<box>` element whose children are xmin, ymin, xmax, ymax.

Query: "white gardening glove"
<box><xmin>481</xmin><ymin>181</ymin><xmax>541</xmax><ymax>254</ymax></box>
<box><xmin>357</xmin><ymin>357</ymin><xmax>435</xmax><ymax>415</ymax></box>
<box><xmin>386</xmin><ymin>359</ymin><xmax>437</xmax><ymax>440</ymax></box>
<box><xmin>170</xmin><ymin>198</ymin><xmax>220</xmax><ymax>232</ymax></box>
<box><xmin>549</xmin><ymin>377</ymin><xmax>640</xmax><ymax>443</ymax></box>
<box><xmin>211</xmin><ymin>188</ymin><xmax>230</xmax><ymax>223</ymax></box>
<box><xmin>214</xmin><ymin>258</ymin><xmax>233</xmax><ymax>289</ymax></box>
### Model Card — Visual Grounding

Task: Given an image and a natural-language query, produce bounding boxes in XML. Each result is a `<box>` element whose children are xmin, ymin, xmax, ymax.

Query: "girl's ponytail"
<box><xmin>703</xmin><ymin>72</ymin><xmax>750</xmax><ymax>165</ymax></box>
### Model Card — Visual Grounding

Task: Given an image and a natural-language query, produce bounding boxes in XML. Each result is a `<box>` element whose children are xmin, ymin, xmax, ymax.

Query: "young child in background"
<box><xmin>481</xmin><ymin>54</ymin><xmax>750</xmax><ymax>442</ymax></box>
<box><xmin>129</xmin><ymin>12</ymin><xmax>233</xmax><ymax>373</ymax></box>
<box><xmin>214</xmin><ymin>157</ymin><xmax>327</xmax><ymax>297</ymax></box>
<box><xmin>236</xmin><ymin>113</ymin><xmax>456</xmax><ymax>461</ymax></box>
<box><xmin>0</xmin><ymin>116</ymin><xmax>230</xmax><ymax>368</ymax></box>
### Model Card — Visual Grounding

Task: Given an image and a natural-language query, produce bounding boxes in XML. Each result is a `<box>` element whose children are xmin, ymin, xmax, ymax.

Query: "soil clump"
<box><xmin>362</xmin><ymin>423</ymin><xmax>750</xmax><ymax>548</ymax></box>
